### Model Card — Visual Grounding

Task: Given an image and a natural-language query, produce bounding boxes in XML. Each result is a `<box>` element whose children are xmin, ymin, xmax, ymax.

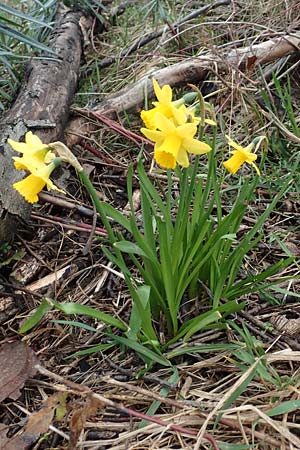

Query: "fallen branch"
<box><xmin>66</xmin><ymin>33</ymin><xmax>300</xmax><ymax>147</ymax></box>
<box><xmin>0</xmin><ymin>5</ymin><xmax>91</xmax><ymax>243</ymax></box>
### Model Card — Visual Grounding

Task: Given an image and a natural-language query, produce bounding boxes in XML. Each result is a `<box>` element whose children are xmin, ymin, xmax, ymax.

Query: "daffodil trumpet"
<box><xmin>13</xmin><ymin>158</ymin><xmax>64</xmax><ymax>204</ymax></box>
<box><xmin>141</xmin><ymin>112</ymin><xmax>211</xmax><ymax>169</ymax></box>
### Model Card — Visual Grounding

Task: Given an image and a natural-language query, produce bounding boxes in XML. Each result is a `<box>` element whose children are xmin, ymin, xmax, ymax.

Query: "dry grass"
<box><xmin>1</xmin><ymin>0</ymin><xmax>300</xmax><ymax>449</ymax></box>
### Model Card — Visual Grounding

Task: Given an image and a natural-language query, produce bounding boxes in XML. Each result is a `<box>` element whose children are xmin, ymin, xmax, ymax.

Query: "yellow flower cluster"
<box><xmin>8</xmin><ymin>131</ymin><xmax>64</xmax><ymax>204</ymax></box>
<box><xmin>140</xmin><ymin>79</ymin><xmax>212</xmax><ymax>169</ymax></box>
<box><xmin>140</xmin><ymin>79</ymin><xmax>263</xmax><ymax>175</ymax></box>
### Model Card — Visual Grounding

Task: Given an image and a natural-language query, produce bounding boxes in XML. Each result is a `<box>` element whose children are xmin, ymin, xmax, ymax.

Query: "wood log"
<box><xmin>66</xmin><ymin>34</ymin><xmax>300</xmax><ymax>147</ymax></box>
<box><xmin>0</xmin><ymin>6</ymin><xmax>88</xmax><ymax>243</ymax></box>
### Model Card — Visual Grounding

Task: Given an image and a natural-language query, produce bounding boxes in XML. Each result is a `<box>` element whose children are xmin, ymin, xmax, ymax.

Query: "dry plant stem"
<box><xmin>75</xmin><ymin>109</ymin><xmax>153</xmax><ymax>147</ymax></box>
<box><xmin>38</xmin><ymin>192</ymin><xmax>95</xmax><ymax>218</ymax></box>
<box><xmin>34</xmin><ymin>364</ymin><xmax>219</xmax><ymax>449</ymax></box>
<box><xmin>66</xmin><ymin>34</ymin><xmax>300</xmax><ymax>147</ymax></box>
<box><xmin>103</xmin><ymin>377</ymin><xmax>194</xmax><ymax>410</ymax></box>
<box><xmin>194</xmin><ymin>359</ymin><xmax>261</xmax><ymax>449</ymax></box>
<box><xmin>31</xmin><ymin>212</ymin><xmax>107</xmax><ymax>236</ymax></box>
<box><xmin>99</xmin><ymin>0</ymin><xmax>231</xmax><ymax>69</ymax></box>
<box><xmin>220</xmin><ymin>418</ymin><xmax>280</xmax><ymax>447</ymax></box>
<box><xmin>79</xmin><ymin>139</ymin><xmax>115</xmax><ymax>164</ymax></box>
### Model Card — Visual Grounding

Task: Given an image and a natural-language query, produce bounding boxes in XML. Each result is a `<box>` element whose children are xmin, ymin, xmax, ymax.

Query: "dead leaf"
<box><xmin>24</xmin><ymin>392</ymin><xmax>68</xmax><ymax>441</ymax></box>
<box><xmin>0</xmin><ymin>341</ymin><xmax>38</xmax><ymax>402</ymax></box>
<box><xmin>69</xmin><ymin>395</ymin><xmax>102</xmax><ymax>449</ymax></box>
<box><xmin>270</xmin><ymin>310</ymin><xmax>300</xmax><ymax>336</ymax></box>
<box><xmin>245</xmin><ymin>55</ymin><xmax>257</xmax><ymax>71</ymax></box>
<box><xmin>0</xmin><ymin>424</ymin><xmax>28</xmax><ymax>450</ymax></box>
<box><xmin>24</xmin><ymin>408</ymin><xmax>55</xmax><ymax>440</ymax></box>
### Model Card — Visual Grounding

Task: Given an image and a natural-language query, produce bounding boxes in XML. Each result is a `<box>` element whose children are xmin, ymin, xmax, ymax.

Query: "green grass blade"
<box><xmin>51</xmin><ymin>320</ymin><xmax>98</xmax><ymax>332</ymax></box>
<box><xmin>112</xmin><ymin>335</ymin><xmax>171</xmax><ymax>367</ymax></box>
<box><xmin>51</xmin><ymin>300</ymin><xmax>127</xmax><ymax>331</ymax></box>
<box><xmin>114</xmin><ymin>240</ymin><xmax>148</xmax><ymax>257</ymax></box>
<box><xmin>158</xmin><ymin>218</ymin><xmax>177</xmax><ymax>333</ymax></box>
<box><xmin>266</xmin><ymin>400</ymin><xmax>300</xmax><ymax>417</ymax></box>
<box><xmin>0</xmin><ymin>4</ymin><xmax>53</xmax><ymax>28</ymax></box>
<box><xmin>166</xmin><ymin>343</ymin><xmax>242</xmax><ymax>359</ymax></box>
<box><xmin>100</xmin><ymin>202</ymin><xmax>132</xmax><ymax>233</ymax></box>
<box><xmin>0</xmin><ymin>23</ymin><xmax>57</xmax><ymax>55</ymax></box>
<box><xmin>66</xmin><ymin>343</ymin><xmax>114</xmax><ymax>359</ymax></box>
<box><xmin>215</xmin><ymin>360</ymin><xmax>260</xmax><ymax>426</ymax></box>
<box><xmin>19</xmin><ymin>298</ymin><xmax>53</xmax><ymax>333</ymax></box>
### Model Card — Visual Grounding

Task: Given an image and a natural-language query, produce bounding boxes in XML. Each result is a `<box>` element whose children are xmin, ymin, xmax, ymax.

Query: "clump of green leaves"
<box><xmin>18</xmin><ymin>82</ymin><xmax>295</xmax><ymax>369</ymax></box>
<box><xmin>20</xmin><ymin>144</ymin><xmax>293</xmax><ymax>368</ymax></box>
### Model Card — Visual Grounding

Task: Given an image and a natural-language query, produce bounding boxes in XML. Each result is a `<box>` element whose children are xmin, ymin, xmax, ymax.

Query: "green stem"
<box><xmin>78</xmin><ymin>170</ymin><xmax>125</xmax><ymax>263</ymax></box>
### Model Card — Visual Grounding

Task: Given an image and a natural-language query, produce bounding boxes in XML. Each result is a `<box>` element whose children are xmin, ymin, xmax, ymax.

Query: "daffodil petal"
<box><xmin>140</xmin><ymin>127</ymin><xmax>164</xmax><ymax>144</ymax></box>
<box><xmin>7</xmin><ymin>139</ymin><xmax>29</xmax><ymax>153</ymax></box>
<box><xmin>176</xmin><ymin>123</ymin><xmax>197</xmax><ymax>139</ymax></box>
<box><xmin>156</xmin><ymin>135</ymin><xmax>181</xmax><ymax>161</ymax></box>
<box><xmin>46</xmin><ymin>178</ymin><xmax>65</xmax><ymax>193</ymax></box>
<box><xmin>25</xmin><ymin>131</ymin><xmax>46</xmax><ymax>150</ymax></box>
<box><xmin>154</xmin><ymin>113</ymin><xmax>175</xmax><ymax>134</ymax></box>
<box><xmin>244</xmin><ymin>152</ymin><xmax>257</xmax><ymax>163</ymax></box>
<box><xmin>141</xmin><ymin>109</ymin><xmax>157</xmax><ymax>130</ymax></box>
<box><xmin>223</xmin><ymin>152</ymin><xmax>245</xmax><ymax>174</ymax></box>
<box><xmin>176</xmin><ymin>147</ymin><xmax>189</xmax><ymax>167</ymax></box>
<box><xmin>35</xmin><ymin>161</ymin><xmax>65</xmax><ymax>193</ymax></box>
<box><xmin>156</xmin><ymin>134</ymin><xmax>181</xmax><ymax>158</ymax></box>
<box><xmin>153</xmin><ymin>79</ymin><xmax>172</xmax><ymax>104</ymax></box>
<box><xmin>13</xmin><ymin>149</ymin><xmax>54</xmax><ymax>173</ymax></box>
<box><xmin>226</xmin><ymin>135</ymin><xmax>244</xmax><ymax>152</ymax></box>
<box><xmin>44</xmin><ymin>151</ymin><xmax>56</xmax><ymax>164</ymax></box>
<box><xmin>171</xmin><ymin>105</ymin><xmax>187</xmax><ymax>126</ymax></box>
<box><xmin>182</xmin><ymin>137</ymin><xmax>212</xmax><ymax>154</ymax></box>
<box><xmin>250</xmin><ymin>162</ymin><xmax>260</xmax><ymax>176</ymax></box>
<box><xmin>204</xmin><ymin>118</ymin><xmax>217</xmax><ymax>126</ymax></box>
<box><xmin>13</xmin><ymin>157</ymin><xmax>27</xmax><ymax>171</ymax></box>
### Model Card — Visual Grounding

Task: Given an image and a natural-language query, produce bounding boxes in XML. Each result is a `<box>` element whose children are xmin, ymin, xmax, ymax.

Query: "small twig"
<box><xmin>105</xmin><ymin>358</ymin><xmax>178</xmax><ymax>389</ymax></box>
<box><xmin>102</xmin><ymin>376</ymin><xmax>187</xmax><ymax>410</ymax></box>
<box><xmin>31</xmin><ymin>213</ymin><xmax>107</xmax><ymax>237</ymax></box>
<box><xmin>38</xmin><ymin>192</ymin><xmax>94</xmax><ymax>218</ymax></box>
<box><xmin>79</xmin><ymin>139</ymin><xmax>115</xmax><ymax>164</ymax></box>
<box><xmin>76</xmin><ymin>108</ymin><xmax>153</xmax><ymax>147</ymax></box>
<box><xmin>17</xmin><ymin>236</ymin><xmax>53</xmax><ymax>271</ymax></box>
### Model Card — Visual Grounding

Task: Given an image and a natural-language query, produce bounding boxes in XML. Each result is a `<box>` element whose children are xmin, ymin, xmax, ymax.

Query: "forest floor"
<box><xmin>1</xmin><ymin>1</ymin><xmax>300</xmax><ymax>449</ymax></box>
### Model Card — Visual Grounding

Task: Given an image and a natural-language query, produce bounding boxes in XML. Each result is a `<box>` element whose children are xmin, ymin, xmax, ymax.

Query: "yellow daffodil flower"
<box><xmin>140</xmin><ymin>79</ymin><xmax>186</xmax><ymax>129</ymax></box>
<box><xmin>13</xmin><ymin>159</ymin><xmax>64</xmax><ymax>204</ymax></box>
<box><xmin>141</xmin><ymin>112</ymin><xmax>211</xmax><ymax>169</ymax></box>
<box><xmin>223</xmin><ymin>135</ymin><xmax>260</xmax><ymax>175</ymax></box>
<box><xmin>8</xmin><ymin>131</ymin><xmax>55</xmax><ymax>171</ymax></box>
<box><xmin>13</xmin><ymin>148</ymin><xmax>55</xmax><ymax>172</ymax></box>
